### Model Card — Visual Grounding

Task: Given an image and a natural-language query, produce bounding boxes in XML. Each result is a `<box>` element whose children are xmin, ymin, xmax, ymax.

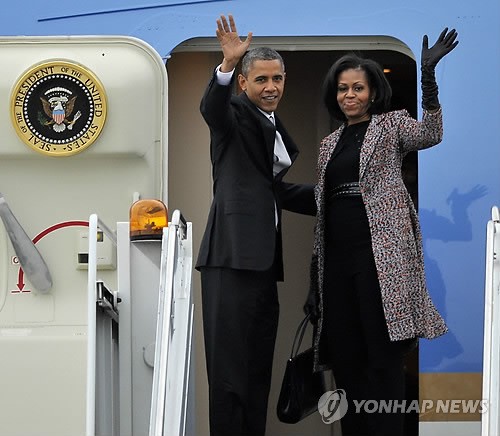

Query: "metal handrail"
<box><xmin>482</xmin><ymin>206</ymin><xmax>500</xmax><ymax>436</ymax></box>
<box><xmin>149</xmin><ymin>210</ymin><xmax>193</xmax><ymax>436</ymax></box>
<box><xmin>86</xmin><ymin>214</ymin><xmax>117</xmax><ymax>436</ymax></box>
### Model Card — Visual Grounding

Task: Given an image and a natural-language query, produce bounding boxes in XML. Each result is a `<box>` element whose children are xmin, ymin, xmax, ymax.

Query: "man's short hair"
<box><xmin>241</xmin><ymin>47</ymin><xmax>285</xmax><ymax>76</ymax></box>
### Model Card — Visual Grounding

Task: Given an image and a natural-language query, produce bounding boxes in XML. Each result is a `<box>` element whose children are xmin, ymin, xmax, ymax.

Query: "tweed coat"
<box><xmin>311</xmin><ymin>108</ymin><xmax>448</xmax><ymax>371</ymax></box>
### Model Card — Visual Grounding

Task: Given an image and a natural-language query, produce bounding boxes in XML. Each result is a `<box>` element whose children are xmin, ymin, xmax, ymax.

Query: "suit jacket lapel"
<box><xmin>239</xmin><ymin>92</ymin><xmax>276</xmax><ymax>158</ymax></box>
<box><xmin>275</xmin><ymin>116</ymin><xmax>299</xmax><ymax>164</ymax></box>
<box><xmin>237</xmin><ymin>92</ymin><xmax>300</xmax><ymax>179</ymax></box>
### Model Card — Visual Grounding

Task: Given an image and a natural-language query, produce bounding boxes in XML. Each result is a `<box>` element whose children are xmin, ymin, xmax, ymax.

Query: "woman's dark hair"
<box><xmin>323</xmin><ymin>53</ymin><xmax>392</xmax><ymax>121</ymax></box>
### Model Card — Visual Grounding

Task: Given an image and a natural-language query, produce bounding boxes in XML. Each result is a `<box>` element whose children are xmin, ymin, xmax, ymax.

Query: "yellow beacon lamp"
<box><xmin>129</xmin><ymin>199</ymin><xmax>168</xmax><ymax>241</ymax></box>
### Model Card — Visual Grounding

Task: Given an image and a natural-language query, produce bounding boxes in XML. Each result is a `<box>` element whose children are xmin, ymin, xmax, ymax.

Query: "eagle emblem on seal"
<box><xmin>39</xmin><ymin>87</ymin><xmax>82</xmax><ymax>133</ymax></box>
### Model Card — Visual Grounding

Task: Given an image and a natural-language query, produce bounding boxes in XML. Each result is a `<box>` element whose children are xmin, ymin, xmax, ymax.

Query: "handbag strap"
<box><xmin>290</xmin><ymin>313</ymin><xmax>311</xmax><ymax>358</ymax></box>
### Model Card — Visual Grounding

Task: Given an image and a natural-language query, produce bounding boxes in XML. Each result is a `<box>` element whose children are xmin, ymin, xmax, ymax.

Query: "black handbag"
<box><xmin>276</xmin><ymin>313</ymin><xmax>326</xmax><ymax>424</ymax></box>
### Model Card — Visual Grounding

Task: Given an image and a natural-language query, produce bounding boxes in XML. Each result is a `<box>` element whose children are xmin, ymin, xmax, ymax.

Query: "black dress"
<box><xmin>322</xmin><ymin>120</ymin><xmax>407</xmax><ymax>436</ymax></box>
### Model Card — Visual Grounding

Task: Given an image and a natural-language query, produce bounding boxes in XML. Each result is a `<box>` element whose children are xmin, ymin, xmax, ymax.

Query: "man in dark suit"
<box><xmin>196</xmin><ymin>14</ymin><xmax>315</xmax><ymax>436</ymax></box>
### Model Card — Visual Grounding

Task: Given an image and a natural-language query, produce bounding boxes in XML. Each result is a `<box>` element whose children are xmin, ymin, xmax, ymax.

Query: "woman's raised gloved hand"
<box><xmin>421</xmin><ymin>28</ymin><xmax>459</xmax><ymax>111</ymax></box>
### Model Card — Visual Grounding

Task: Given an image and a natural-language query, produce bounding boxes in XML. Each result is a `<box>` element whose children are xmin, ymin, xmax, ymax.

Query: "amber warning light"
<box><xmin>129</xmin><ymin>199</ymin><xmax>168</xmax><ymax>241</ymax></box>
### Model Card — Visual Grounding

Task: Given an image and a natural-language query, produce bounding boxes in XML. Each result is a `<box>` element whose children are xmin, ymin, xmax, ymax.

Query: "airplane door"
<box><xmin>0</xmin><ymin>35</ymin><xmax>167</xmax><ymax>436</ymax></box>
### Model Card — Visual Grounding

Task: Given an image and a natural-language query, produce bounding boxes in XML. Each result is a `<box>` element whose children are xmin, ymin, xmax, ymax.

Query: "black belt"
<box><xmin>328</xmin><ymin>182</ymin><xmax>361</xmax><ymax>200</ymax></box>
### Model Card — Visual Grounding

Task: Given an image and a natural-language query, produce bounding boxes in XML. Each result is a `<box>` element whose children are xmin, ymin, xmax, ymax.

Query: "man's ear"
<box><xmin>237</xmin><ymin>74</ymin><xmax>247</xmax><ymax>91</ymax></box>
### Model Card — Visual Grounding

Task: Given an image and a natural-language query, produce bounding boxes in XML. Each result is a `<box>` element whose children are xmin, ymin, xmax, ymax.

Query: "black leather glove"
<box><xmin>303</xmin><ymin>255</ymin><xmax>320</xmax><ymax>325</ymax></box>
<box><xmin>421</xmin><ymin>28</ymin><xmax>459</xmax><ymax>110</ymax></box>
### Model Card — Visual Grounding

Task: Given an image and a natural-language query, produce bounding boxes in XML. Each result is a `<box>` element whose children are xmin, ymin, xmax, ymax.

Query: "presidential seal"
<box><xmin>11</xmin><ymin>60</ymin><xmax>107</xmax><ymax>157</ymax></box>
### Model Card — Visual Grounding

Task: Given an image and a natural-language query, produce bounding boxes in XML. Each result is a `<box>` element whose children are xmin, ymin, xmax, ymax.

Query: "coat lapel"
<box><xmin>318</xmin><ymin>127</ymin><xmax>344</xmax><ymax>188</ymax></box>
<box><xmin>318</xmin><ymin>115</ymin><xmax>382</xmax><ymax>184</ymax></box>
<box><xmin>359</xmin><ymin>115</ymin><xmax>381</xmax><ymax>181</ymax></box>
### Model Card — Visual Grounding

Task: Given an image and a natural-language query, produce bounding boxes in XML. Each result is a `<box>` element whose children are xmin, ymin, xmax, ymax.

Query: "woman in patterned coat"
<box><xmin>305</xmin><ymin>29</ymin><xmax>458</xmax><ymax>436</ymax></box>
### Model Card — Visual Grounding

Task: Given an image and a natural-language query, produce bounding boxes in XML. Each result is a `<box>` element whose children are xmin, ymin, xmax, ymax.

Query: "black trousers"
<box><xmin>323</xmin><ymin>196</ymin><xmax>413</xmax><ymax>436</ymax></box>
<box><xmin>323</xmin><ymin>241</ymin><xmax>409</xmax><ymax>436</ymax></box>
<box><xmin>200</xmin><ymin>267</ymin><xmax>279</xmax><ymax>436</ymax></box>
